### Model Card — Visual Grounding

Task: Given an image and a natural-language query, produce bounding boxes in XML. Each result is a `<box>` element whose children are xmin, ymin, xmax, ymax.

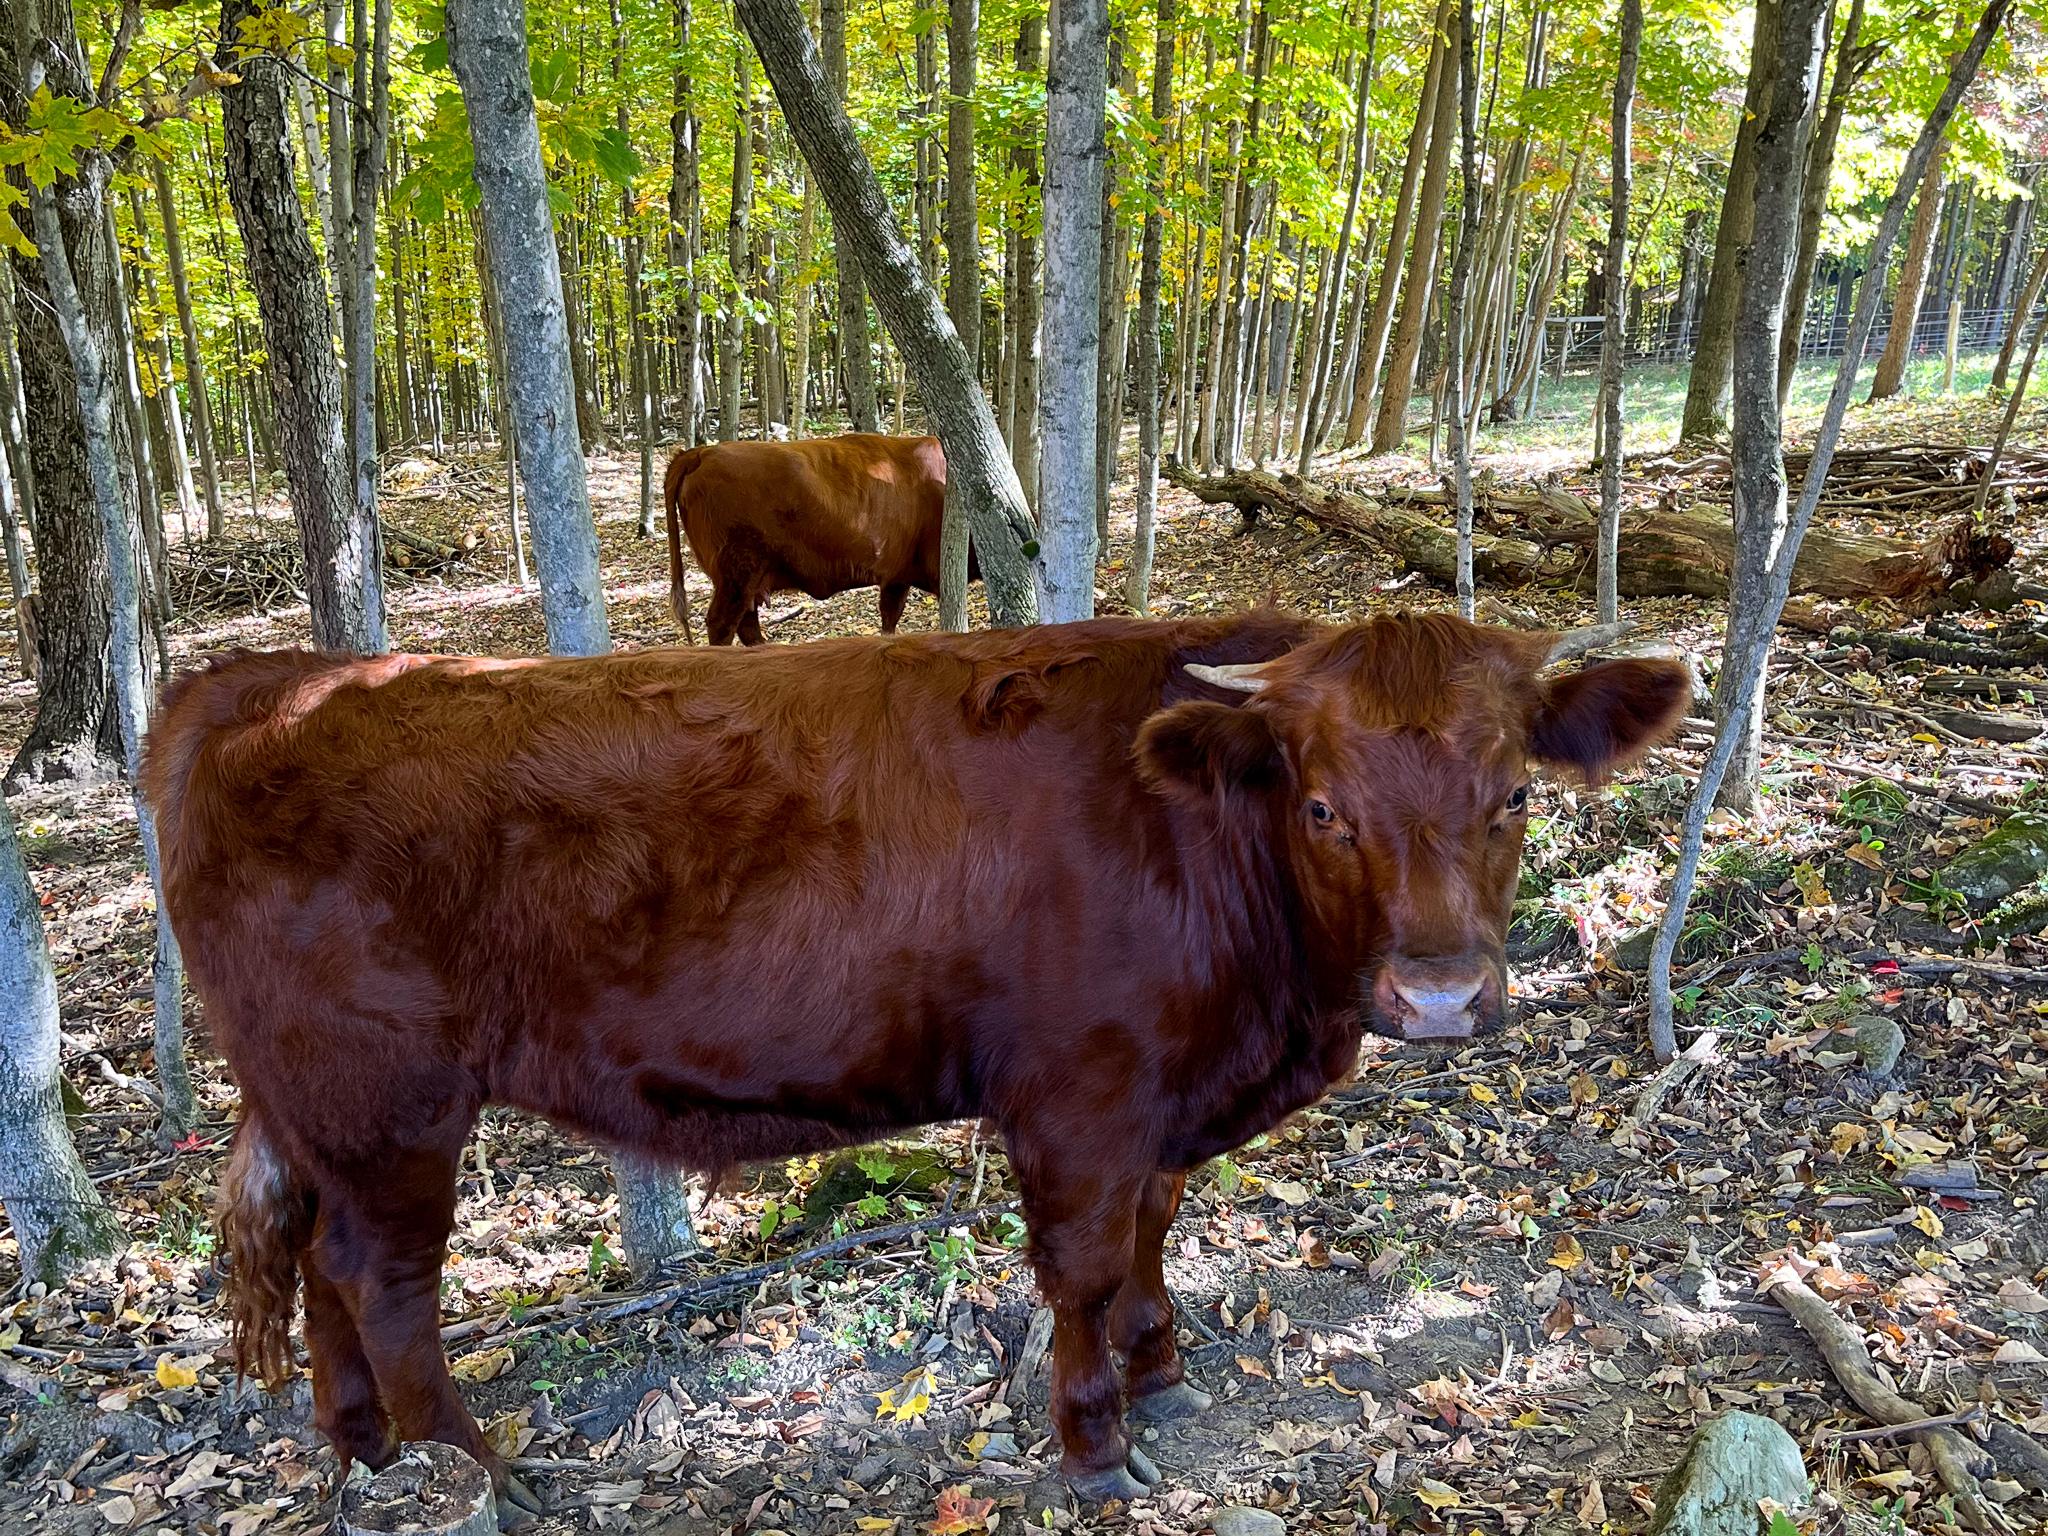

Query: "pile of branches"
<box><xmin>1638</xmin><ymin>441</ymin><xmax>2048</xmax><ymax>522</ymax></box>
<box><xmin>169</xmin><ymin>523</ymin><xmax>491</xmax><ymax>620</ymax></box>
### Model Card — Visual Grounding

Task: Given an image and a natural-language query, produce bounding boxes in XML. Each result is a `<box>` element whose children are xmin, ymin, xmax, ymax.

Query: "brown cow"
<box><xmin>144</xmin><ymin>611</ymin><xmax>1686</xmax><ymax>1521</ymax></box>
<box><xmin>663</xmin><ymin>433</ymin><xmax>974</xmax><ymax>645</ymax></box>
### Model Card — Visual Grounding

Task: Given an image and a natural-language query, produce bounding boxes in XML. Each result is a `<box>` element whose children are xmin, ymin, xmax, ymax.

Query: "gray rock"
<box><xmin>1852</xmin><ymin>1015</ymin><xmax>1906</xmax><ymax>1077</ymax></box>
<box><xmin>973</xmin><ymin>1433</ymin><xmax>1021</xmax><ymax>1461</ymax></box>
<box><xmin>1610</xmin><ymin>927</ymin><xmax>1656</xmax><ymax>971</ymax></box>
<box><xmin>1649</xmin><ymin>1411</ymin><xmax>1808</xmax><ymax>1536</ymax></box>
<box><xmin>849</xmin><ymin>1452</ymin><xmax>895</xmax><ymax>1489</ymax></box>
<box><xmin>1210</xmin><ymin>1508</ymin><xmax>1287</xmax><ymax>1536</ymax></box>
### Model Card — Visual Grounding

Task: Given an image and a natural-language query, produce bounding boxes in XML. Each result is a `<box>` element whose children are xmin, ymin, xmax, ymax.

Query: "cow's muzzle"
<box><xmin>1368</xmin><ymin>954</ymin><xmax>1506</xmax><ymax>1041</ymax></box>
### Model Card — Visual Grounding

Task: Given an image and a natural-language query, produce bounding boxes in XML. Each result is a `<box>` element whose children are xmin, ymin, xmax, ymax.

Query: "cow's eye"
<box><xmin>1309</xmin><ymin>799</ymin><xmax>1336</xmax><ymax>827</ymax></box>
<box><xmin>1505</xmin><ymin>784</ymin><xmax>1530</xmax><ymax>813</ymax></box>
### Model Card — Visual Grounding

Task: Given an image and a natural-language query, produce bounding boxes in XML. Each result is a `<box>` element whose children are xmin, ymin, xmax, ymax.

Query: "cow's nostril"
<box><xmin>1389</xmin><ymin>974</ymin><xmax>1484</xmax><ymax>1017</ymax></box>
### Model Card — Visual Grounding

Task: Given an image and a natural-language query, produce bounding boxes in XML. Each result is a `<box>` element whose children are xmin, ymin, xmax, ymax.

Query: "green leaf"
<box><xmin>591</xmin><ymin>125</ymin><xmax>642</xmax><ymax>190</ymax></box>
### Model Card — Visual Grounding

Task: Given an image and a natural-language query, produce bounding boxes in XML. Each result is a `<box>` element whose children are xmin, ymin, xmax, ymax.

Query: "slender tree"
<box><xmin>1370</xmin><ymin>1</ymin><xmax>1457</xmax><ymax>455</ymax></box>
<box><xmin>447</xmin><ymin>0</ymin><xmax>698</xmax><ymax>1271</ymax></box>
<box><xmin>1010</xmin><ymin>15</ymin><xmax>1045</xmax><ymax>503</ymax></box>
<box><xmin>151</xmin><ymin>156</ymin><xmax>225</xmax><ymax>536</ymax></box>
<box><xmin>1039</xmin><ymin>0</ymin><xmax>1108</xmax><ymax>621</ymax></box>
<box><xmin>945</xmin><ymin>0</ymin><xmax>981</xmax><ymax>367</ymax></box>
<box><xmin>1679</xmin><ymin>0</ymin><xmax>1778</xmax><ymax>442</ymax></box>
<box><xmin>723</xmin><ymin>50</ymin><xmax>754</xmax><ymax>440</ymax></box>
<box><xmin>1647</xmin><ymin>0</ymin><xmax>2014</xmax><ymax>1059</ymax></box>
<box><xmin>1442</xmin><ymin>0</ymin><xmax>1479</xmax><ymax>616</ymax></box>
<box><xmin>1778</xmin><ymin>0</ymin><xmax>1871</xmax><ymax>405</ymax></box>
<box><xmin>821</xmin><ymin>0</ymin><xmax>879</xmax><ymax>431</ymax></box>
<box><xmin>13</xmin><ymin>0</ymin><xmax>196</xmax><ymax>1145</ymax></box>
<box><xmin>671</xmin><ymin>0</ymin><xmax>705</xmax><ymax>445</ymax></box>
<box><xmin>736</xmin><ymin>0</ymin><xmax>1040</xmax><ymax>626</ymax></box>
<box><xmin>1868</xmin><ymin>139</ymin><xmax>1948</xmax><ymax>401</ymax></box>
<box><xmin>0</xmin><ymin>790</ymin><xmax>122</xmax><ymax>1283</ymax></box>
<box><xmin>1597</xmin><ymin>0</ymin><xmax>1642</xmax><ymax>625</ymax></box>
<box><xmin>220</xmin><ymin>0</ymin><xmax>388</xmax><ymax>654</ymax></box>
<box><xmin>1126</xmin><ymin>0</ymin><xmax>1173</xmax><ymax>615</ymax></box>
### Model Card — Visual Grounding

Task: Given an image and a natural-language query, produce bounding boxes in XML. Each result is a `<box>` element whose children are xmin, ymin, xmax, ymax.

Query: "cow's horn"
<box><xmin>1545</xmin><ymin>620</ymin><xmax>1639</xmax><ymax>665</ymax></box>
<box><xmin>1185</xmin><ymin>662</ymin><xmax>1271</xmax><ymax>693</ymax></box>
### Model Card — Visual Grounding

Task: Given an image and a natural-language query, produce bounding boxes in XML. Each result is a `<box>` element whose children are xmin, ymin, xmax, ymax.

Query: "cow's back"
<box><xmin>149</xmin><ymin>613</ymin><xmax>1313</xmax><ymax>1172</ymax></box>
<box><xmin>676</xmin><ymin>435</ymin><xmax>946</xmax><ymax>599</ymax></box>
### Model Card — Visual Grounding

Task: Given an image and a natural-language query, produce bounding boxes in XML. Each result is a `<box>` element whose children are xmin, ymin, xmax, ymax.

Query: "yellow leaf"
<box><xmin>451</xmin><ymin>1346</ymin><xmax>514</xmax><ymax>1383</ymax></box>
<box><xmin>1829</xmin><ymin>1121</ymin><xmax>1867</xmax><ymax>1156</ymax></box>
<box><xmin>1468</xmin><ymin>1083</ymin><xmax>1498</xmax><ymax>1105</ymax></box>
<box><xmin>154</xmin><ymin>1353</ymin><xmax>199</xmax><ymax>1390</ymax></box>
<box><xmin>1511</xmin><ymin>1406</ymin><xmax>1545</xmax><ymax>1429</ymax></box>
<box><xmin>1416</xmin><ymin>1478</ymin><xmax>1460</xmax><ymax>1510</ymax></box>
<box><xmin>1548</xmin><ymin>1234</ymin><xmax>1586</xmax><ymax>1270</ymax></box>
<box><xmin>856</xmin><ymin>1520</ymin><xmax>901</xmax><ymax>1532</ymax></box>
<box><xmin>1911</xmin><ymin>733</ymin><xmax>1941</xmax><ymax>745</ymax></box>
<box><xmin>1911</xmin><ymin>1204</ymin><xmax>1944</xmax><ymax>1238</ymax></box>
<box><xmin>1235</xmin><ymin>1353</ymin><xmax>1272</xmax><ymax>1380</ymax></box>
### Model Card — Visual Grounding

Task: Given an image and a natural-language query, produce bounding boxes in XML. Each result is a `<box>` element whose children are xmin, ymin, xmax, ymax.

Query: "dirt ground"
<box><xmin>4</xmin><ymin>398</ymin><xmax>2048</xmax><ymax>1536</ymax></box>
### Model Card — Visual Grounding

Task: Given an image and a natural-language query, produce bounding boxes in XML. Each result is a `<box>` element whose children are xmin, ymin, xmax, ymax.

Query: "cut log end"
<box><xmin>337</xmin><ymin>1442</ymin><xmax>497</xmax><ymax>1536</ymax></box>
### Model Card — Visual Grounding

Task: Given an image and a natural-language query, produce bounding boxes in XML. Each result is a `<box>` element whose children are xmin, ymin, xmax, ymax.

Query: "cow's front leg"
<box><xmin>1011</xmin><ymin>1145</ymin><xmax>1159</xmax><ymax>1502</ymax></box>
<box><xmin>1114</xmin><ymin>1170</ymin><xmax>1213</xmax><ymax>1423</ymax></box>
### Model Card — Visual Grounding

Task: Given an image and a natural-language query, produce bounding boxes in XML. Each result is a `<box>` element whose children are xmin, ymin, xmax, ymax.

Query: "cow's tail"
<box><xmin>217</xmin><ymin>1117</ymin><xmax>315</xmax><ymax>1387</ymax></box>
<box><xmin>664</xmin><ymin>447</ymin><xmax>707</xmax><ymax>644</ymax></box>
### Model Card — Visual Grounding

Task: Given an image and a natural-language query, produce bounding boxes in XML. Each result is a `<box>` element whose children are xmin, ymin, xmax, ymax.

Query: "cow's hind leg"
<box><xmin>878</xmin><ymin>583</ymin><xmax>909</xmax><ymax>633</ymax></box>
<box><xmin>1011</xmin><ymin>1144</ymin><xmax>1160</xmax><ymax>1503</ymax></box>
<box><xmin>1115</xmin><ymin>1171</ymin><xmax>1213</xmax><ymax>1423</ymax></box>
<box><xmin>736</xmin><ymin>605</ymin><xmax>766</xmax><ymax>645</ymax></box>
<box><xmin>313</xmin><ymin>1126</ymin><xmax>541</xmax><ymax>1527</ymax></box>
<box><xmin>704</xmin><ymin>585</ymin><xmax>748</xmax><ymax>646</ymax></box>
<box><xmin>300</xmin><ymin>1252</ymin><xmax>397</xmax><ymax>1480</ymax></box>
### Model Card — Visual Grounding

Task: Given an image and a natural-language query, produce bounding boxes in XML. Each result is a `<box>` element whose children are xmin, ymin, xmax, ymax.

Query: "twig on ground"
<box><xmin>1622</xmin><ymin>1029</ymin><xmax>1720</xmax><ymax>1132</ymax></box>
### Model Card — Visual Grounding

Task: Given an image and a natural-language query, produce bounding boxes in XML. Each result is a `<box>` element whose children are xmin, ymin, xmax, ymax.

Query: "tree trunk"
<box><xmin>1370</xmin><ymin>0</ymin><xmax>1458</xmax><ymax>455</ymax></box>
<box><xmin>342</xmin><ymin>0</ymin><xmax>395</xmax><ymax>560</ymax></box>
<box><xmin>127</xmin><ymin>187</ymin><xmax>201</xmax><ymax>537</ymax></box>
<box><xmin>616</xmin><ymin>0</ymin><xmax>656</xmax><ymax>535</ymax></box>
<box><xmin>1344</xmin><ymin>0</ymin><xmax>1446</xmax><ymax>447</ymax></box>
<box><xmin>1680</xmin><ymin>0</ymin><xmax>1778</xmax><ymax>441</ymax></box>
<box><xmin>2</xmin><ymin>19</ymin><xmax>122</xmax><ymax>788</ymax></box>
<box><xmin>1297</xmin><ymin>13</ymin><xmax>1374</xmax><ymax>472</ymax></box>
<box><xmin>1214</xmin><ymin>4</ymin><xmax>1270</xmax><ymax>468</ymax></box>
<box><xmin>1039</xmin><ymin>0</ymin><xmax>1108</xmax><ymax>621</ymax></box>
<box><xmin>916</xmin><ymin>18</ymin><xmax>939</xmax><ymax>280</ymax></box>
<box><xmin>1868</xmin><ymin>138</ymin><xmax>1948</xmax><ymax>402</ymax></box>
<box><xmin>671</xmin><ymin>0</ymin><xmax>705</xmax><ymax>446</ymax></box>
<box><xmin>1492</xmin><ymin>152</ymin><xmax>1583</xmax><ymax>420</ymax></box>
<box><xmin>1993</xmin><ymin>244</ymin><xmax>2048</xmax><ymax>392</ymax></box>
<box><xmin>0</xmin><ymin>791</ymin><xmax>121</xmax><ymax>1284</ymax></box>
<box><xmin>557</xmin><ymin>226</ymin><xmax>604</xmax><ymax>448</ymax></box>
<box><xmin>0</xmin><ymin>269</ymin><xmax>35</xmax><ymax>675</ymax></box>
<box><xmin>736</xmin><ymin>0</ymin><xmax>1040</xmax><ymax>626</ymax></box>
<box><xmin>821</xmin><ymin>0</ymin><xmax>879</xmax><ymax>432</ymax></box>
<box><xmin>448</xmin><ymin>0</ymin><xmax>699</xmax><ymax>1266</ymax></box>
<box><xmin>1126</xmin><ymin>0</ymin><xmax>1172</xmax><ymax>616</ymax></box>
<box><xmin>1649</xmin><ymin>0</ymin><xmax>2013</xmax><ymax>1057</ymax></box>
<box><xmin>150</xmin><ymin>158</ymin><xmax>226</xmax><ymax>536</ymax></box>
<box><xmin>220</xmin><ymin>0</ymin><xmax>388</xmax><ymax>654</ymax></box>
<box><xmin>12</xmin><ymin>0</ymin><xmax>195</xmax><ymax>1143</ymax></box>
<box><xmin>448</xmin><ymin>0</ymin><xmax>614</xmax><ymax>657</ymax></box>
<box><xmin>1094</xmin><ymin>28</ymin><xmax>1131</xmax><ymax>543</ymax></box>
<box><xmin>723</xmin><ymin>50</ymin><xmax>754</xmax><ymax>440</ymax></box>
<box><xmin>1442</xmin><ymin>0</ymin><xmax>1480</xmax><ymax>616</ymax></box>
<box><xmin>790</xmin><ymin>173</ymin><xmax>818</xmax><ymax>437</ymax></box>
<box><xmin>938</xmin><ymin>0</ymin><xmax>980</xmax><ymax>625</ymax></box>
<box><xmin>1009</xmin><ymin>15</ymin><xmax>1044</xmax><ymax>505</ymax></box>
<box><xmin>1778</xmin><ymin>0</ymin><xmax>1868</xmax><ymax>406</ymax></box>
<box><xmin>1598</xmin><ymin>0</ymin><xmax>1642</xmax><ymax>625</ymax></box>
<box><xmin>945</xmin><ymin>0</ymin><xmax>981</xmax><ymax>367</ymax></box>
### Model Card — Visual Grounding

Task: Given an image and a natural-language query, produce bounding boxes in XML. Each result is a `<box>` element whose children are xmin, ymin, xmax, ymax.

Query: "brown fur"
<box><xmin>661</xmin><ymin>433</ymin><xmax>976</xmax><ymax>644</ymax></box>
<box><xmin>145</xmin><ymin>611</ymin><xmax>1687</xmax><ymax>1495</ymax></box>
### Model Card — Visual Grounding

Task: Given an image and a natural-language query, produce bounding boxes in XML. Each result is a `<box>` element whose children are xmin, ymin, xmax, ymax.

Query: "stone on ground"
<box><xmin>1209</xmin><ymin>1508</ymin><xmax>1287</xmax><ymax>1536</ymax></box>
<box><xmin>1648</xmin><ymin>1411</ymin><xmax>1808</xmax><ymax>1536</ymax></box>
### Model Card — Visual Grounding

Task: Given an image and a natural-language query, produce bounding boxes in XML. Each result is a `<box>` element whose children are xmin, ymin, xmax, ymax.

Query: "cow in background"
<box><xmin>145</xmin><ymin>611</ymin><xmax>1688</xmax><ymax>1521</ymax></box>
<box><xmin>664</xmin><ymin>433</ymin><xmax>976</xmax><ymax>644</ymax></box>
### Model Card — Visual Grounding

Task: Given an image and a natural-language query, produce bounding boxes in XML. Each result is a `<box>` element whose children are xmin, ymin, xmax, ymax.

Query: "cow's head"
<box><xmin>1137</xmin><ymin>614</ymin><xmax>1690</xmax><ymax>1043</ymax></box>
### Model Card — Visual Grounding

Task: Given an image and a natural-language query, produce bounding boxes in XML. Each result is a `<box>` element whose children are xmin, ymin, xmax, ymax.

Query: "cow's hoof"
<box><xmin>1129</xmin><ymin>1379</ymin><xmax>1214</xmax><ymax>1423</ymax></box>
<box><xmin>1125</xmin><ymin>1445</ymin><xmax>1164</xmax><ymax>1488</ymax></box>
<box><xmin>1067</xmin><ymin>1460</ymin><xmax>1150</xmax><ymax>1505</ymax></box>
<box><xmin>495</xmin><ymin>1472</ymin><xmax>545</xmax><ymax>1531</ymax></box>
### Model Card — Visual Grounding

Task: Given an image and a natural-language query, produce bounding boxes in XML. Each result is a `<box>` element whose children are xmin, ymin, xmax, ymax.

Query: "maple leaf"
<box><xmin>926</xmin><ymin>1485</ymin><xmax>994</xmax><ymax>1534</ymax></box>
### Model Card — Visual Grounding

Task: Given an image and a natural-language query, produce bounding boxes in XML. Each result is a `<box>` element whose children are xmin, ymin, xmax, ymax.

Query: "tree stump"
<box><xmin>337</xmin><ymin>1442</ymin><xmax>496</xmax><ymax>1536</ymax></box>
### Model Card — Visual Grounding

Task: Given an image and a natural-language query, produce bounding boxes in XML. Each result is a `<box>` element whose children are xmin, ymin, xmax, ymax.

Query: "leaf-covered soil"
<box><xmin>4</xmin><ymin>392</ymin><xmax>2048</xmax><ymax>1536</ymax></box>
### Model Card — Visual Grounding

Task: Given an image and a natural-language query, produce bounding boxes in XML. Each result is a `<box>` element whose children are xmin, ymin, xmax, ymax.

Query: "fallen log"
<box><xmin>1165</xmin><ymin>463</ymin><xmax>2014</xmax><ymax>609</ymax></box>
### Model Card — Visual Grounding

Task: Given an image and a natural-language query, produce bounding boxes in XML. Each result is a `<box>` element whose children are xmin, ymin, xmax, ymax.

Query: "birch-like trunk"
<box><xmin>1126</xmin><ymin>0</ymin><xmax>1172</xmax><ymax>616</ymax></box>
<box><xmin>1597</xmin><ymin>0</ymin><xmax>1641</xmax><ymax>625</ymax></box>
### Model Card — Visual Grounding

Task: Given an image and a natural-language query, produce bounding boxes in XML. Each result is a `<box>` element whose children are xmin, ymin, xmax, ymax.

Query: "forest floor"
<box><xmin>4</xmin><ymin>378</ymin><xmax>2048</xmax><ymax>1536</ymax></box>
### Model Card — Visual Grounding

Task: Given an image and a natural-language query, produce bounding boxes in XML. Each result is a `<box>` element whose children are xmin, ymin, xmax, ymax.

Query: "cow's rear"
<box><xmin>663</xmin><ymin>434</ymin><xmax>958</xmax><ymax>644</ymax></box>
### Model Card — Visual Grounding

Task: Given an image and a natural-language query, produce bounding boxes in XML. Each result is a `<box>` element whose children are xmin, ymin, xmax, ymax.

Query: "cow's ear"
<box><xmin>1531</xmin><ymin>658</ymin><xmax>1690</xmax><ymax>783</ymax></box>
<box><xmin>1136</xmin><ymin>701</ymin><xmax>1283</xmax><ymax>804</ymax></box>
